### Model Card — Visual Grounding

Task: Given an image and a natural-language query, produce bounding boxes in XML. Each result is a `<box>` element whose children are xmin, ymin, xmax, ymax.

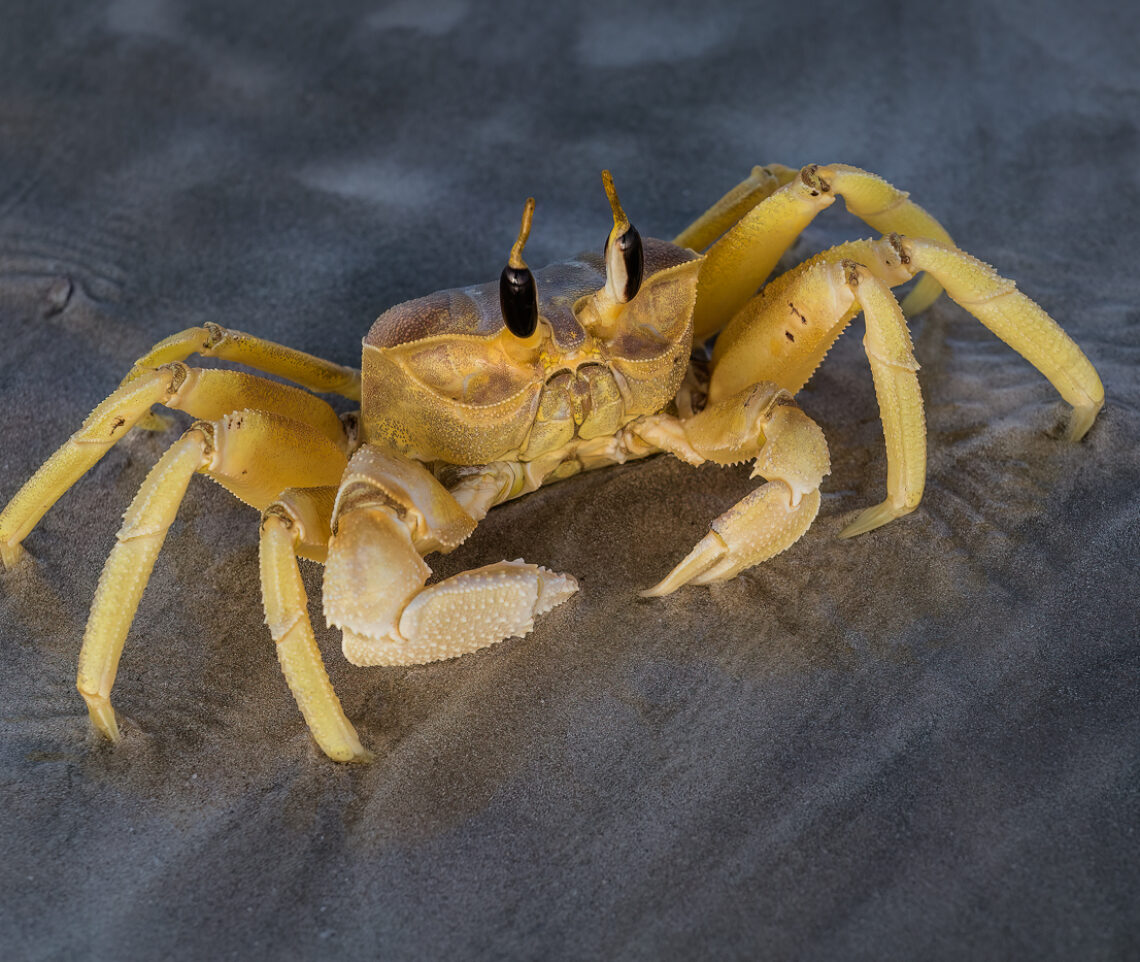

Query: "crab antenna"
<box><xmin>509</xmin><ymin>197</ymin><xmax>536</xmax><ymax>269</ymax></box>
<box><xmin>602</xmin><ymin>170</ymin><xmax>630</xmax><ymax>233</ymax></box>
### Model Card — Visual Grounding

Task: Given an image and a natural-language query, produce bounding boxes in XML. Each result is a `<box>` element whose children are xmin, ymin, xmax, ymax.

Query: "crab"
<box><xmin>0</xmin><ymin>164</ymin><xmax>1104</xmax><ymax>762</ymax></box>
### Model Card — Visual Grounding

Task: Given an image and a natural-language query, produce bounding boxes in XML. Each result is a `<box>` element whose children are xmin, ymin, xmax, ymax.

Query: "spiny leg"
<box><xmin>685</xmin><ymin>164</ymin><xmax>957</xmax><ymax>342</ymax></box>
<box><xmin>260</xmin><ymin>488</ymin><xmax>371</xmax><ymax>762</ymax></box>
<box><xmin>77</xmin><ymin>411</ymin><xmax>348</xmax><ymax>742</ymax></box>
<box><xmin>708</xmin><ymin>239</ymin><xmax>927</xmax><ymax>536</ymax></box>
<box><xmin>688</xmin><ymin>165</ymin><xmax>838</xmax><ymax>343</ymax></box>
<box><xmin>77</xmin><ymin>426</ymin><xmax>211</xmax><ymax>738</ymax></box>
<box><xmin>2</xmin><ymin>366</ymin><xmax>180</xmax><ymax>568</ymax></box>
<box><xmin>706</xmin><ymin>232</ymin><xmax>1102</xmax><ymax>537</ymax></box>
<box><xmin>673</xmin><ymin>164</ymin><xmax>797</xmax><ymax>252</ymax></box>
<box><xmin>121</xmin><ymin>322</ymin><xmax>361</xmax><ymax>399</ymax></box>
<box><xmin>841</xmin><ymin>264</ymin><xmax>928</xmax><ymax>537</ymax></box>
<box><xmin>819</xmin><ymin>165</ymin><xmax>956</xmax><ymax>317</ymax></box>
<box><xmin>901</xmin><ymin>236</ymin><xmax>1104</xmax><ymax>440</ymax></box>
<box><xmin>0</xmin><ymin>363</ymin><xmax>347</xmax><ymax>567</ymax></box>
<box><xmin>709</xmin><ymin>231</ymin><xmax>1103</xmax><ymax>443</ymax></box>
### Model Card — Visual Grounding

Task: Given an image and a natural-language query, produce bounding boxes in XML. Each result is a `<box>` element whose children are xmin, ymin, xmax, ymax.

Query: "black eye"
<box><xmin>500</xmin><ymin>197</ymin><xmax>539</xmax><ymax>339</ymax></box>
<box><xmin>500</xmin><ymin>264</ymin><xmax>538</xmax><ymax>338</ymax></box>
<box><xmin>614</xmin><ymin>225</ymin><xmax>643</xmax><ymax>301</ymax></box>
<box><xmin>601</xmin><ymin>170</ymin><xmax>643</xmax><ymax>304</ymax></box>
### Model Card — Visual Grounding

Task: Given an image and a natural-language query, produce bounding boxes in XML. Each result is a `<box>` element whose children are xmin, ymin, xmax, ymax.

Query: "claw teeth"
<box><xmin>640</xmin><ymin>532</ymin><xmax>725</xmax><ymax>598</ymax></box>
<box><xmin>534</xmin><ymin>566</ymin><xmax>578</xmax><ymax>616</ymax></box>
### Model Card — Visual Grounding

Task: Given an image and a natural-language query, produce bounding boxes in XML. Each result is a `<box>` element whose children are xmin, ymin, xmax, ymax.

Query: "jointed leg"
<box><xmin>0</xmin><ymin>363</ymin><xmax>348</xmax><ymax>567</ymax></box>
<box><xmin>674</xmin><ymin>164</ymin><xmax>797</xmax><ymax>252</ymax></box>
<box><xmin>77</xmin><ymin>426</ymin><xmax>211</xmax><ymax>738</ymax></box>
<box><xmin>902</xmin><ymin>237</ymin><xmax>1104</xmax><ymax>440</ymax></box>
<box><xmin>820</xmin><ymin>165</ymin><xmax>956</xmax><ymax>317</ymax></box>
<box><xmin>260</xmin><ymin>489</ymin><xmax>371</xmax><ymax>762</ymax></box>
<box><xmin>631</xmin><ymin>384</ymin><xmax>832</xmax><ymax>595</ymax></box>
<box><xmin>704</xmin><ymin>231</ymin><xmax>1103</xmax><ymax>539</ymax></box>
<box><xmin>709</xmin><ymin>231</ymin><xmax>1102</xmax><ymax>443</ymax></box>
<box><xmin>688</xmin><ymin>165</ymin><xmax>839</xmax><ymax>343</ymax></box>
<box><xmin>1</xmin><ymin>366</ymin><xmax>182</xmax><ymax>567</ymax></box>
<box><xmin>702</xmin><ymin>243</ymin><xmax>941</xmax><ymax>537</ymax></box>
<box><xmin>685</xmin><ymin>164</ymin><xmax>957</xmax><ymax>342</ymax></box>
<box><xmin>841</xmin><ymin>264</ymin><xmax>928</xmax><ymax>536</ymax></box>
<box><xmin>121</xmin><ymin>322</ymin><xmax>361</xmax><ymax>399</ymax></box>
<box><xmin>75</xmin><ymin>412</ymin><xmax>348</xmax><ymax>744</ymax></box>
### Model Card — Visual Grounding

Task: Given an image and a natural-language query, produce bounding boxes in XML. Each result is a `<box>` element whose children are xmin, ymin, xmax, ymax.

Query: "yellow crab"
<box><xmin>0</xmin><ymin>164</ymin><xmax>1104</xmax><ymax>761</ymax></box>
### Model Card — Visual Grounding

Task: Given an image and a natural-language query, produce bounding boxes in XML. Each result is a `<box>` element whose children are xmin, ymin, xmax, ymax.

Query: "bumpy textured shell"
<box><xmin>361</xmin><ymin>238</ymin><xmax>700</xmax><ymax>465</ymax></box>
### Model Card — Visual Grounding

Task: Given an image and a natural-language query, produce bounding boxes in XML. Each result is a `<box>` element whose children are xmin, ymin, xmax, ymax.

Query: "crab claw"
<box><xmin>641</xmin><ymin>483</ymin><xmax>821</xmax><ymax>597</ymax></box>
<box><xmin>323</xmin><ymin>499</ymin><xmax>576</xmax><ymax>668</ymax></box>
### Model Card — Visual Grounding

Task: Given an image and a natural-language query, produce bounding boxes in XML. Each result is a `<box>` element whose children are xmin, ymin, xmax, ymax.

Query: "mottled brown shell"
<box><xmin>361</xmin><ymin>238</ymin><xmax>700</xmax><ymax>465</ymax></box>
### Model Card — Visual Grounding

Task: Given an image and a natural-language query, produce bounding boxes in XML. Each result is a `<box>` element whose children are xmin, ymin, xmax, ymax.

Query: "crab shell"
<box><xmin>360</xmin><ymin>239</ymin><xmax>702</xmax><ymax>465</ymax></box>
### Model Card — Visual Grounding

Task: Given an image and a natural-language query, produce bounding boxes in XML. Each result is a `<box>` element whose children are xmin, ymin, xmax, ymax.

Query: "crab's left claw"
<box><xmin>642</xmin><ymin>483</ymin><xmax>820</xmax><ymax>597</ymax></box>
<box><xmin>640</xmin><ymin>385</ymin><xmax>830</xmax><ymax>596</ymax></box>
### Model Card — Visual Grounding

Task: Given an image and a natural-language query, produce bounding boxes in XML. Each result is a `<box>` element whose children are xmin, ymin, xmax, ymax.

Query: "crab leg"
<box><xmin>705</xmin><ymin>232</ymin><xmax>1103</xmax><ymax>538</ymax></box>
<box><xmin>674</xmin><ymin>164</ymin><xmax>797</xmax><ymax>252</ymax></box>
<box><xmin>260</xmin><ymin>488</ymin><xmax>371</xmax><ymax>762</ymax></box>
<box><xmin>78</xmin><ymin>426</ymin><xmax>211</xmax><ymax>739</ymax></box>
<box><xmin>0</xmin><ymin>364</ymin><xmax>346</xmax><ymax>567</ymax></box>
<box><xmin>901</xmin><ymin>236</ymin><xmax>1104</xmax><ymax>441</ymax></box>
<box><xmin>710</xmin><ymin>233</ymin><xmax>1104</xmax><ymax>442</ymax></box>
<box><xmin>689</xmin><ymin>165</ymin><xmax>839</xmax><ymax>343</ymax></box>
<box><xmin>120</xmin><ymin>322</ymin><xmax>361</xmax><ymax>399</ymax></box>
<box><xmin>842</xmin><ymin>265</ymin><xmax>927</xmax><ymax>537</ymax></box>
<box><xmin>323</xmin><ymin>446</ymin><xmax>577</xmax><ymax>668</ymax></box>
<box><xmin>817</xmin><ymin>165</ymin><xmax>956</xmax><ymax>317</ymax></box>
<box><xmin>686</xmin><ymin>164</ymin><xmax>957</xmax><ymax>341</ymax></box>
<box><xmin>77</xmin><ymin>411</ymin><xmax>347</xmax><ymax>743</ymax></box>
<box><xmin>707</xmin><ymin>240</ymin><xmax>927</xmax><ymax>536</ymax></box>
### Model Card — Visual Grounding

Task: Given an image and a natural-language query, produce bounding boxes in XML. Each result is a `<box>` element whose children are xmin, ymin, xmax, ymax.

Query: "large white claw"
<box><xmin>400</xmin><ymin>560</ymin><xmax>577</xmax><ymax>657</ymax></box>
<box><xmin>324</xmin><ymin>497</ymin><xmax>578</xmax><ymax>668</ymax></box>
<box><xmin>323</xmin><ymin>447</ymin><xmax>579</xmax><ymax>668</ymax></box>
<box><xmin>340</xmin><ymin>561</ymin><xmax>577</xmax><ymax>668</ymax></box>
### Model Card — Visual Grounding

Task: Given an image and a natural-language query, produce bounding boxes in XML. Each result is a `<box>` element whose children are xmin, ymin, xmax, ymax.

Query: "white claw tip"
<box><xmin>534</xmin><ymin>567</ymin><xmax>578</xmax><ymax>616</ymax></box>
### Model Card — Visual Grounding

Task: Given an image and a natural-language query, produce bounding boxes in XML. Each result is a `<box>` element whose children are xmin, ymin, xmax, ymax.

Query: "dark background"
<box><xmin>1</xmin><ymin>1</ymin><xmax>1138</xmax><ymax>959</ymax></box>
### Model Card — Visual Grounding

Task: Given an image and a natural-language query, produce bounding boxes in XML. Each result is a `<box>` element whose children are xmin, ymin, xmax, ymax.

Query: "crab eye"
<box><xmin>500</xmin><ymin>263</ymin><xmax>537</xmax><ymax>338</ymax></box>
<box><xmin>601</xmin><ymin>170</ymin><xmax>644</xmax><ymax>303</ymax></box>
<box><xmin>500</xmin><ymin>197</ymin><xmax>539</xmax><ymax>339</ymax></box>
<box><xmin>607</xmin><ymin>224</ymin><xmax>644</xmax><ymax>302</ymax></box>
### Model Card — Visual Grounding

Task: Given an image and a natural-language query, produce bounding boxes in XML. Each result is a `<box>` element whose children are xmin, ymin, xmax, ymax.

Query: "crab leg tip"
<box><xmin>0</xmin><ymin>540</ymin><xmax>27</xmax><ymax>570</ymax></box>
<box><xmin>81</xmin><ymin>692</ymin><xmax>122</xmax><ymax>743</ymax></box>
<box><xmin>1067</xmin><ymin>401</ymin><xmax>1102</xmax><ymax>443</ymax></box>
<box><xmin>839</xmin><ymin>501</ymin><xmax>913</xmax><ymax>539</ymax></box>
<box><xmin>332</xmin><ymin>744</ymin><xmax>375</xmax><ymax>765</ymax></box>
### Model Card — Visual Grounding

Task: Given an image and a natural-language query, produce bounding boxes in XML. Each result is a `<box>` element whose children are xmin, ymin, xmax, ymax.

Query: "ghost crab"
<box><xmin>0</xmin><ymin>164</ymin><xmax>1104</xmax><ymax>761</ymax></box>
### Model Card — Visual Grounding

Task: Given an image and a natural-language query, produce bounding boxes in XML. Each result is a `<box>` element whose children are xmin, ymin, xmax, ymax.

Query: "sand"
<box><xmin>1</xmin><ymin>1</ymin><xmax>1138</xmax><ymax>959</ymax></box>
